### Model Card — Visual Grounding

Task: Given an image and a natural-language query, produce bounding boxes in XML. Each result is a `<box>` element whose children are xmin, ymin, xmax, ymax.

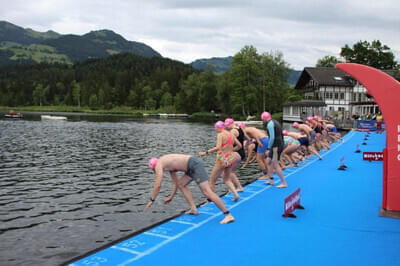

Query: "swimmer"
<box><xmin>199</xmin><ymin>121</ymin><xmax>241</xmax><ymax>202</ymax></box>
<box><xmin>225</xmin><ymin>118</ymin><xmax>251</xmax><ymax>192</ymax></box>
<box><xmin>241</xmin><ymin>124</ymin><xmax>271</xmax><ymax>180</ymax></box>
<box><xmin>291</xmin><ymin>123</ymin><xmax>322</xmax><ymax>160</ymax></box>
<box><xmin>144</xmin><ymin>154</ymin><xmax>235</xmax><ymax>224</ymax></box>
<box><xmin>261</xmin><ymin>112</ymin><xmax>287</xmax><ymax>188</ymax></box>
<box><xmin>282</xmin><ymin>130</ymin><xmax>301</xmax><ymax>168</ymax></box>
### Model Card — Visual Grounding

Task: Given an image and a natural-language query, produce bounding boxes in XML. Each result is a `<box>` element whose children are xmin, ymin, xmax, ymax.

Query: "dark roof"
<box><xmin>295</xmin><ymin>67</ymin><xmax>400</xmax><ymax>90</ymax></box>
<box><xmin>295</xmin><ymin>67</ymin><xmax>353</xmax><ymax>90</ymax></box>
<box><xmin>282</xmin><ymin>100</ymin><xmax>326</xmax><ymax>107</ymax></box>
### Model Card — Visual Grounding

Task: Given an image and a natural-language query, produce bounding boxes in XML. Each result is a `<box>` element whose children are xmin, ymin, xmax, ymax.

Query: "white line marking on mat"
<box><xmin>111</xmin><ymin>246</ymin><xmax>142</xmax><ymax>255</ymax></box>
<box><xmin>116</xmin><ymin>131</ymin><xmax>356</xmax><ymax>266</ymax></box>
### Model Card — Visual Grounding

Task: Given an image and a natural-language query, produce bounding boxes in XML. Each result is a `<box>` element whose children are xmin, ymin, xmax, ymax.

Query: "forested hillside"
<box><xmin>0</xmin><ymin>21</ymin><xmax>161</xmax><ymax>66</ymax></box>
<box><xmin>0</xmin><ymin>53</ymin><xmax>194</xmax><ymax>110</ymax></box>
<box><xmin>0</xmin><ymin>45</ymin><xmax>299</xmax><ymax>117</ymax></box>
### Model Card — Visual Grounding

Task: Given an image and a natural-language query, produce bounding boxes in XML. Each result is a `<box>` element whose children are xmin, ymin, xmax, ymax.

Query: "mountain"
<box><xmin>190</xmin><ymin>56</ymin><xmax>233</xmax><ymax>74</ymax></box>
<box><xmin>0</xmin><ymin>21</ymin><xmax>161</xmax><ymax>66</ymax></box>
<box><xmin>288</xmin><ymin>70</ymin><xmax>302</xmax><ymax>86</ymax></box>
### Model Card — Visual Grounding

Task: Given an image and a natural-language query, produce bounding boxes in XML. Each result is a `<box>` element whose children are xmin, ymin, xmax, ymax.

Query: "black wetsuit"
<box><xmin>236</xmin><ymin>127</ymin><xmax>245</xmax><ymax>160</ymax></box>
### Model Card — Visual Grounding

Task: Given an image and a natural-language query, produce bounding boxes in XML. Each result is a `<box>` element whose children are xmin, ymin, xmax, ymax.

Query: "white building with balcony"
<box><xmin>283</xmin><ymin>67</ymin><xmax>399</xmax><ymax>123</ymax></box>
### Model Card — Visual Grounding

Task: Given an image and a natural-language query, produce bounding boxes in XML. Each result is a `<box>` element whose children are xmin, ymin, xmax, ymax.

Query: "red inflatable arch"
<box><xmin>336</xmin><ymin>63</ymin><xmax>400</xmax><ymax>218</ymax></box>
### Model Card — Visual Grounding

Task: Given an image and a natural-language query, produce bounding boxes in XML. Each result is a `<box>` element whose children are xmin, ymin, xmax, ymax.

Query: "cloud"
<box><xmin>1</xmin><ymin>0</ymin><xmax>399</xmax><ymax>69</ymax></box>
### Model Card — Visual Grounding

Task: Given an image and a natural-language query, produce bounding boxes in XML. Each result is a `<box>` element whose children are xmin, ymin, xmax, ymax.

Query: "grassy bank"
<box><xmin>1</xmin><ymin>105</ymin><xmax>282</xmax><ymax>122</ymax></box>
<box><xmin>1</xmin><ymin>105</ymin><xmax>146</xmax><ymax>116</ymax></box>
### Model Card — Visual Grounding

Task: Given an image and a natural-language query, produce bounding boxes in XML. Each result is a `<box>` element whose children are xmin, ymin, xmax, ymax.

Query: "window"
<box><xmin>293</xmin><ymin>106</ymin><xmax>299</xmax><ymax>116</ymax></box>
<box><xmin>334</xmin><ymin>93</ymin><xmax>339</xmax><ymax>99</ymax></box>
<box><xmin>340</xmin><ymin>93</ymin><xmax>345</xmax><ymax>100</ymax></box>
<box><xmin>283</xmin><ymin>106</ymin><xmax>290</xmax><ymax>115</ymax></box>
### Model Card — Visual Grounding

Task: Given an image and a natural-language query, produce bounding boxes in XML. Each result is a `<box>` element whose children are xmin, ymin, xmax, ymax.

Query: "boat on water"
<box><xmin>4</xmin><ymin>114</ymin><xmax>23</xmax><ymax>119</ymax></box>
<box><xmin>41</xmin><ymin>115</ymin><xmax>67</xmax><ymax>120</ymax></box>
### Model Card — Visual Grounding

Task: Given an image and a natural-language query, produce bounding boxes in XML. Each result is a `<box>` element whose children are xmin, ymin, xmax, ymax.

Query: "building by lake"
<box><xmin>283</xmin><ymin>67</ymin><xmax>399</xmax><ymax>128</ymax></box>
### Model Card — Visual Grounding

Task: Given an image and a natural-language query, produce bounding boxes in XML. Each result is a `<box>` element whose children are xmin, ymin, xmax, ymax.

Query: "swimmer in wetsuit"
<box><xmin>144</xmin><ymin>154</ymin><xmax>234</xmax><ymax>224</ymax></box>
<box><xmin>199</xmin><ymin>121</ymin><xmax>241</xmax><ymax>202</ymax></box>
<box><xmin>261</xmin><ymin>111</ymin><xmax>288</xmax><ymax>188</ymax></box>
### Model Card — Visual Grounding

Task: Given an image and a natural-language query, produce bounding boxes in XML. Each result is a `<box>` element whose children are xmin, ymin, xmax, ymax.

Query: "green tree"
<box><xmin>179</xmin><ymin>73</ymin><xmax>206</xmax><ymax>113</ymax></box>
<box><xmin>98</xmin><ymin>89</ymin><xmax>106</xmax><ymax>107</ymax></box>
<box><xmin>89</xmin><ymin>93</ymin><xmax>98</xmax><ymax>108</ymax></box>
<box><xmin>160</xmin><ymin>92</ymin><xmax>173</xmax><ymax>107</ymax></box>
<box><xmin>229</xmin><ymin>45</ymin><xmax>260</xmax><ymax>116</ymax></box>
<box><xmin>32</xmin><ymin>83</ymin><xmax>49</xmax><ymax>106</ymax></box>
<box><xmin>340</xmin><ymin>40</ymin><xmax>398</xmax><ymax>70</ymax></box>
<box><xmin>127</xmin><ymin>89</ymin><xmax>138</xmax><ymax>107</ymax></box>
<box><xmin>71</xmin><ymin>80</ymin><xmax>81</xmax><ymax>107</ymax></box>
<box><xmin>198</xmin><ymin>70</ymin><xmax>217</xmax><ymax>112</ymax></box>
<box><xmin>316</xmin><ymin>55</ymin><xmax>341</xmax><ymax>67</ymax></box>
<box><xmin>259</xmin><ymin>51</ymin><xmax>291</xmax><ymax>113</ymax></box>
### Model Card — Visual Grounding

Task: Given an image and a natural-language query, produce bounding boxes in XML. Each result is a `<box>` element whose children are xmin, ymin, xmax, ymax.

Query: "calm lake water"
<box><xmin>0</xmin><ymin>112</ymin><xmax>261</xmax><ymax>266</ymax></box>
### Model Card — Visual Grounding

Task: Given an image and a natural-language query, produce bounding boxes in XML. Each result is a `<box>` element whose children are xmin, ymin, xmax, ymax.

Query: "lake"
<box><xmin>0</xmin><ymin>112</ymin><xmax>262</xmax><ymax>266</ymax></box>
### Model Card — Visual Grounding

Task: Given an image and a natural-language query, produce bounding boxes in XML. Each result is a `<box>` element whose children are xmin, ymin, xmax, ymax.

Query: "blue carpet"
<box><xmin>70</xmin><ymin>131</ymin><xmax>400</xmax><ymax>266</ymax></box>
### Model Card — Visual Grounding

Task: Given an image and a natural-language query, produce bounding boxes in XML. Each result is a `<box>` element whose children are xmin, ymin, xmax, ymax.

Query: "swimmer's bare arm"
<box><xmin>164</xmin><ymin>172</ymin><xmax>179</xmax><ymax>204</ymax></box>
<box><xmin>199</xmin><ymin>133</ymin><xmax>222</xmax><ymax>156</ymax></box>
<box><xmin>144</xmin><ymin>164</ymin><xmax>163</xmax><ymax>210</ymax></box>
<box><xmin>241</xmin><ymin>145</ymin><xmax>254</xmax><ymax>168</ymax></box>
<box><xmin>243</xmin><ymin>131</ymin><xmax>251</xmax><ymax>142</ymax></box>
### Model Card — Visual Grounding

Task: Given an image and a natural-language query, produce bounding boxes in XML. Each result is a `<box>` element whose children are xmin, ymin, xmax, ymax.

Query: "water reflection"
<box><xmin>0</xmin><ymin>114</ymin><xmax>260</xmax><ymax>266</ymax></box>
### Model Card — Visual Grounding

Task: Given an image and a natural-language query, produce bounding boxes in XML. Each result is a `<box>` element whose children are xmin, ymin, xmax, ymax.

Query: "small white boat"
<box><xmin>41</xmin><ymin>115</ymin><xmax>67</xmax><ymax>120</ymax></box>
<box><xmin>4</xmin><ymin>114</ymin><xmax>23</xmax><ymax>119</ymax></box>
<box><xmin>235</xmin><ymin>120</ymin><xmax>263</xmax><ymax>125</ymax></box>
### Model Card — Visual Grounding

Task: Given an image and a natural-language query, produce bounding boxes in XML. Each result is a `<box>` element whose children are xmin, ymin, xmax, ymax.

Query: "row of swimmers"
<box><xmin>144</xmin><ymin>112</ymin><xmax>342</xmax><ymax>224</ymax></box>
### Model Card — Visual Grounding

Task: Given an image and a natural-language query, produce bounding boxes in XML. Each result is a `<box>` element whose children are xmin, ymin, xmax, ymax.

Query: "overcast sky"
<box><xmin>2</xmin><ymin>0</ymin><xmax>399</xmax><ymax>69</ymax></box>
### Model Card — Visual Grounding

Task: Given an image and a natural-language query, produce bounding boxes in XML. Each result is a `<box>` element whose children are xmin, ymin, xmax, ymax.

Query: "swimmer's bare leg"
<box><xmin>178</xmin><ymin>175</ymin><xmax>199</xmax><ymax>215</ymax></box>
<box><xmin>223</xmin><ymin>168</ymin><xmax>239</xmax><ymax>201</ymax></box>
<box><xmin>220</xmin><ymin>212</ymin><xmax>235</xmax><ymax>224</ymax></box>
<box><xmin>198</xmin><ymin>181</ymin><xmax>235</xmax><ymax>224</ymax></box>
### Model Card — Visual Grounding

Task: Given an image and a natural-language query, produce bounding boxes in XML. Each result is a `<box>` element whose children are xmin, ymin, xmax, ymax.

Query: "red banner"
<box><xmin>284</xmin><ymin>188</ymin><xmax>301</xmax><ymax>217</ymax></box>
<box><xmin>363</xmin><ymin>152</ymin><xmax>384</xmax><ymax>161</ymax></box>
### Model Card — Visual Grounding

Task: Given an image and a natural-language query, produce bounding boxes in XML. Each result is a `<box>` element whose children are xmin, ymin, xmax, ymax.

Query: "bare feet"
<box><xmin>258</xmin><ymin>175</ymin><xmax>269</xmax><ymax>180</ymax></box>
<box><xmin>232</xmin><ymin>193</ymin><xmax>240</xmax><ymax>202</ymax></box>
<box><xmin>220</xmin><ymin>214</ymin><xmax>235</xmax><ymax>224</ymax></box>
<box><xmin>264</xmin><ymin>180</ymin><xmax>274</xmax><ymax>185</ymax></box>
<box><xmin>276</xmin><ymin>184</ymin><xmax>288</xmax><ymax>188</ymax></box>
<box><xmin>229</xmin><ymin>187</ymin><xmax>244</xmax><ymax>193</ymax></box>
<box><xmin>185</xmin><ymin>208</ymin><xmax>199</xmax><ymax>215</ymax></box>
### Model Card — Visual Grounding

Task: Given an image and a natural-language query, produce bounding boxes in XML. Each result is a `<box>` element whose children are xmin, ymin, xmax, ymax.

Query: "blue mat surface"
<box><xmin>69</xmin><ymin>131</ymin><xmax>400</xmax><ymax>266</ymax></box>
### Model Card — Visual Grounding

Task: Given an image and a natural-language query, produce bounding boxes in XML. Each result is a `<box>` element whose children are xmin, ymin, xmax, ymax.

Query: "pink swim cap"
<box><xmin>307</xmin><ymin>116</ymin><xmax>313</xmax><ymax>121</ymax></box>
<box><xmin>261</xmin><ymin>111</ymin><xmax>271</xmax><ymax>121</ymax></box>
<box><xmin>314</xmin><ymin>115</ymin><xmax>319</xmax><ymax>120</ymax></box>
<box><xmin>148</xmin><ymin>157</ymin><xmax>158</xmax><ymax>169</ymax></box>
<box><xmin>224</xmin><ymin>118</ymin><xmax>235</xmax><ymax>127</ymax></box>
<box><xmin>282</xmin><ymin>129</ymin><xmax>288</xmax><ymax>135</ymax></box>
<box><xmin>238</xmin><ymin>122</ymin><xmax>246</xmax><ymax>128</ymax></box>
<box><xmin>293</xmin><ymin>122</ymin><xmax>299</xmax><ymax>128</ymax></box>
<box><xmin>215</xmin><ymin>121</ymin><xmax>225</xmax><ymax>130</ymax></box>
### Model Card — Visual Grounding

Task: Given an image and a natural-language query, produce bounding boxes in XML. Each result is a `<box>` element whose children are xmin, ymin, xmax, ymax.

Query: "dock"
<box><xmin>67</xmin><ymin>130</ymin><xmax>400</xmax><ymax>266</ymax></box>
